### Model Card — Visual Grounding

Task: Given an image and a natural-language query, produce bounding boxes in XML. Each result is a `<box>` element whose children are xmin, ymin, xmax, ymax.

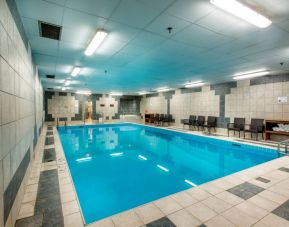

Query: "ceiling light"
<box><xmin>157</xmin><ymin>87</ymin><xmax>171</xmax><ymax>93</ymax></box>
<box><xmin>85</xmin><ymin>30</ymin><xmax>108</xmax><ymax>56</ymax></box>
<box><xmin>110</xmin><ymin>92</ymin><xmax>123</xmax><ymax>96</ymax></box>
<box><xmin>71</xmin><ymin>67</ymin><xmax>81</xmax><ymax>77</ymax></box>
<box><xmin>76</xmin><ymin>90</ymin><xmax>91</xmax><ymax>95</ymax></box>
<box><xmin>61</xmin><ymin>87</ymin><xmax>66</xmax><ymax>91</ymax></box>
<box><xmin>210</xmin><ymin>0</ymin><xmax>272</xmax><ymax>28</ymax></box>
<box><xmin>64</xmin><ymin>80</ymin><xmax>71</xmax><ymax>86</ymax></box>
<box><xmin>184</xmin><ymin>81</ymin><xmax>204</xmax><ymax>88</ymax></box>
<box><xmin>233</xmin><ymin>69</ymin><xmax>270</xmax><ymax>80</ymax></box>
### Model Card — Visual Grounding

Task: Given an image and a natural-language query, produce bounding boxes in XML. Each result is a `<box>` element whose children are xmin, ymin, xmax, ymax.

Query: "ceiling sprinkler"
<box><xmin>167</xmin><ymin>27</ymin><xmax>173</xmax><ymax>34</ymax></box>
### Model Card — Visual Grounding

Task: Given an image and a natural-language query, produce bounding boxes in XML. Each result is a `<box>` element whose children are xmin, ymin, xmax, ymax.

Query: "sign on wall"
<box><xmin>278</xmin><ymin>96</ymin><xmax>288</xmax><ymax>104</ymax></box>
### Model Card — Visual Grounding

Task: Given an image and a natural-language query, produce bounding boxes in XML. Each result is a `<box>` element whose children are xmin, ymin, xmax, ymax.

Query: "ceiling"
<box><xmin>16</xmin><ymin>0</ymin><xmax>289</xmax><ymax>94</ymax></box>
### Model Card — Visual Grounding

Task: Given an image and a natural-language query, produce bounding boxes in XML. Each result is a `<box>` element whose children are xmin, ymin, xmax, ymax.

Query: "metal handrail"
<box><xmin>277</xmin><ymin>139</ymin><xmax>289</xmax><ymax>154</ymax></box>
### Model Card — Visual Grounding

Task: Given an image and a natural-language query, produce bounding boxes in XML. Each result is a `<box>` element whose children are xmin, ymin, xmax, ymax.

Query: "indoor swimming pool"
<box><xmin>57</xmin><ymin>123</ymin><xmax>279</xmax><ymax>224</ymax></box>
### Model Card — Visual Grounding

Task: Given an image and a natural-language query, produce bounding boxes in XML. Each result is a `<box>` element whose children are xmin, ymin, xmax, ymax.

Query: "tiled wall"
<box><xmin>0</xmin><ymin>0</ymin><xmax>43</xmax><ymax>226</ymax></box>
<box><xmin>140</xmin><ymin>93</ymin><xmax>167</xmax><ymax>114</ymax></box>
<box><xmin>226</xmin><ymin>79</ymin><xmax>289</xmax><ymax>123</ymax></box>
<box><xmin>96</xmin><ymin>95</ymin><xmax>118</xmax><ymax>120</ymax></box>
<box><xmin>45</xmin><ymin>92</ymin><xmax>143</xmax><ymax>122</ymax></box>
<box><xmin>47</xmin><ymin>92</ymin><xmax>79</xmax><ymax>121</ymax></box>
<box><xmin>171</xmin><ymin>86</ymin><xmax>219</xmax><ymax>127</ymax></box>
<box><xmin>140</xmin><ymin>74</ymin><xmax>289</xmax><ymax>131</ymax></box>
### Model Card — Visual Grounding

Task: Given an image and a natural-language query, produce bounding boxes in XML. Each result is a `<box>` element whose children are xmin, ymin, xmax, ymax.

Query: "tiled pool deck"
<box><xmin>14</xmin><ymin>124</ymin><xmax>289</xmax><ymax>227</ymax></box>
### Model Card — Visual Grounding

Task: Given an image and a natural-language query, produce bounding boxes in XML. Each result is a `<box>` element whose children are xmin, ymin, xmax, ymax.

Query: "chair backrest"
<box><xmin>250</xmin><ymin>118</ymin><xmax>264</xmax><ymax>131</ymax></box>
<box><xmin>155</xmin><ymin>114</ymin><xmax>159</xmax><ymax>119</ymax></box>
<box><xmin>207</xmin><ymin>116</ymin><xmax>217</xmax><ymax>127</ymax></box>
<box><xmin>189</xmin><ymin>115</ymin><xmax>196</xmax><ymax>124</ymax></box>
<box><xmin>234</xmin><ymin>118</ymin><xmax>245</xmax><ymax>130</ymax></box>
<box><xmin>159</xmin><ymin>114</ymin><xmax>164</xmax><ymax>120</ymax></box>
<box><xmin>197</xmin><ymin>116</ymin><xmax>205</xmax><ymax>125</ymax></box>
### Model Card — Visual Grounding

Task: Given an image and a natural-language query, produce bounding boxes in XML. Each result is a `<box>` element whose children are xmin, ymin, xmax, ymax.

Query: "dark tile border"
<box><xmin>227</xmin><ymin>182</ymin><xmax>264</xmax><ymax>200</ymax></box>
<box><xmin>4</xmin><ymin>148</ymin><xmax>31</xmax><ymax>224</ymax></box>
<box><xmin>256</xmin><ymin>177</ymin><xmax>270</xmax><ymax>183</ymax></box>
<box><xmin>43</xmin><ymin>148</ymin><xmax>56</xmax><ymax>163</ymax></box>
<box><xmin>45</xmin><ymin>137</ymin><xmax>54</xmax><ymax>145</ymax></box>
<box><xmin>34</xmin><ymin>170</ymin><xmax>64</xmax><ymax>226</ymax></box>
<box><xmin>272</xmin><ymin>199</ymin><xmax>289</xmax><ymax>221</ymax></box>
<box><xmin>279</xmin><ymin>167</ymin><xmax>289</xmax><ymax>173</ymax></box>
<box><xmin>147</xmin><ymin>217</ymin><xmax>176</xmax><ymax>227</ymax></box>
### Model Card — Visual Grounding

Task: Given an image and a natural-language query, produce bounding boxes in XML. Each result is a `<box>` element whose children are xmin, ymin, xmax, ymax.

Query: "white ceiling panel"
<box><xmin>29</xmin><ymin>37</ymin><xmax>58</xmax><ymax>56</ymax></box>
<box><xmin>66</xmin><ymin>0</ymin><xmax>120</xmax><ymax>18</ymax></box>
<box><xmin>16</xmin><ymin>0</ymin><xmax>64</xmax><ymax>25</ymax></box>
<box><xmin>138</xmin><ymin>0</ymin><xmax>176</xmax><ymax>11</ymax></box>
<box><xmin>62</xmin><ymin>8</ymin><xmax>107</xmax><ymax>30</ymax></box>
<box><xmin>167</xmin><ymin>0</ymin><xmax>215</xmax><ymax>23</ymax></box>
<box><xmin>110</xmin><ymin>0</ymin><xmax>160</xmax><ymax>28</ymax></box>
<box><xmin>146</xmin><ymin>13</ymin><xmax>190</xmax><ymax>37</ymax></box>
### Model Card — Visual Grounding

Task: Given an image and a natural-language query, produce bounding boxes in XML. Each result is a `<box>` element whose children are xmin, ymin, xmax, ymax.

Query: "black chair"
<box><xmin>183</xmin><ymin>115</ymin><xmax>196</xmax><ymax>129</ymax></box>
<box><xmin>203</xmin><ymin>116</ymin><xmax>217</xmax><ymax>133</ymax></box>
<box><xmin>154</xmin><ymin>114</ymin><xmax>159</xmax><ymax>125</ymax></box>
<box><xmin>227</xmin><ymin>118</ymin><xmax>245</xmax><ymax>138</ymax></box>
<box><xmin>193</xmin><ymin>116</ymin><xmax>205</xmax><ymax>131</ymax></box>
<box><xmin>158</xmin><ymin>114</ymin><xmax>165</xmax><ymax>126</ymax></box>
<box><xmin>244</xmin><ymin>118</ymin><xmax>264</xmax><ymax>140</ymax></box>
<box><xmin>163</xmin><ymin>114</ymin><xmax>172</xmax><ymax>126</ymax></box>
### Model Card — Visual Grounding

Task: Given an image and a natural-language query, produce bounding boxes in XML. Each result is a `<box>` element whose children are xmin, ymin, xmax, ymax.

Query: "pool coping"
<box><xmin>17</xmin><ymin>123</ymin><xmax>289</xmax><ymax>227</ymax></box>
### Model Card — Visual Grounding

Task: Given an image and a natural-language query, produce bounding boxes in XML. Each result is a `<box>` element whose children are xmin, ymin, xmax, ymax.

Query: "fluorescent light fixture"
<box><xmin>210</xmin><ymin>0</ymin><xmax>272</xmax><ymax>28</ymax></box>
<box><xmin>138</xmin><ymin>155</ymin><xmax>147</xmax><ymax>160</ymax></box>
<box><xmin>157</xmin><ymin>87</ymin><xmax>171</xmax><ymax>93</ymax></box>
<box><xmin>233</xmin><ymin>69</ymin><xmax>270</xmax><ymax>80</ymax></box>
<box><xmin>85</xmin><ymin>30</ymin><xmax>108</xmax><ymax>56</ymax></box>
<box><xmin>110</xmin><ymin>92</ymin><xmax>123</xmax><ymax>96</ymax></box>
<box><xmin>76</xmin><ymin>90</ymin><xmax>91</xmax><ymax>95</ymax></box>
<box><xmin>110</xmin><ymin>152</ymin><xmax>123</xmax><ymax>157</ymax></box>
<box><xmin>64</xmin><ymin>80</ymin><xmax>71</xmax><ymax>86</ymax></box>
<box><xmin>76</xmin><ymin>157</ymin><xmax>92</xmax><ymax>162</ymax></box>
<box><xmin>184</xmin><ymin>81</ymin><xmax>205</xmax><ymax>88</ymax></box>
<box><xmin>61</xmin><ymin>87</ymin><xmax>66</xmax><ymax>91</ymax></box>
<box><xmin>157</xmin><ymin>164</ymin><xmax>169</xmax><ymax>172</ymax></box>
<box><xmin>184</xmin><ymin>179</ymin><xmax>197</xmax><ymax>187</ymax></box>
<box><xmin>71</xmin><ymin>67</ymin><xmax>81</xmax><ymax>77</ymax></box>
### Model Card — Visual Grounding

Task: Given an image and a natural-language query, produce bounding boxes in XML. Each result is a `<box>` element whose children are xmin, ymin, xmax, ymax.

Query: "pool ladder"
<box><xmin>277</xmin><ymin>139</ymin><xmax>289</xmax><ymax>156</ymax></box>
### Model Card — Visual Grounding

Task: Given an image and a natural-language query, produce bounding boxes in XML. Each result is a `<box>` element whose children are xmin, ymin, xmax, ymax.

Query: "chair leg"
<box><xmin>239</xmin><ymin>131</ymin><xmax>240</xmax><ymax>138</ymax></box>
<box><xmin>256</xmin><ymin>133</ymin><xmax>258</xmax><ymax>141</ymax></box>
<box><xmin>228</xmin><ymin>130</ymin><xmax>229</xmax><ymax>137</ymax></box>
<box><xmin>244</xmin><ymin>132</ymin><xmax>246</xmax><ymax>139</ymax></box>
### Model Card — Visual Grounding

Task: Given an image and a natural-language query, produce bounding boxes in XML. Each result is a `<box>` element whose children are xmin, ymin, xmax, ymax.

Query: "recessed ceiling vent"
<box><xmin>46</xmin><ymin>75</ymin><xmax>55</xmax><ymax>79</ymax></box>
<box><xmin>39</xmin><ymin>21</ymin><xmax>62</xmax><ymax>40</ymax></box>
<box><xmin>47</xmin><ymin>88</ymin><xmax>54</xmax><ymax>90</ymax></box>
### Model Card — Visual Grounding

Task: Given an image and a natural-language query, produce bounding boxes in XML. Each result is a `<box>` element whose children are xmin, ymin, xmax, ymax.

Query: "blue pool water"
<box><xmin>58</xmin><ymin>123</ymin><xmax>279</xmax><ymax>224</ymax></box>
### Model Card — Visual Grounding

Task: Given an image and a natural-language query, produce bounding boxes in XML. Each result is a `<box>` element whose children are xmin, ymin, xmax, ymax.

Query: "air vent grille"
<box><xmin>39</xmin><ymin>21</ymin><xmax>62</xmax><ymax>40</ymax></box>
<box><xmin>46</xmin><ymin>75</ymin><xmax>55</xmax><ymax>79</ymax></box>
<box><xmin>47</xmin><ymin>88</ymin><xmax>54</xmax><ymax>90</ymax></box>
